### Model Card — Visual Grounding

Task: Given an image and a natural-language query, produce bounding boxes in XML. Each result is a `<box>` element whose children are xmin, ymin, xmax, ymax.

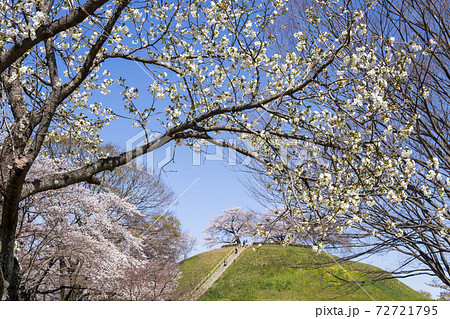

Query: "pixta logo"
<box><xmin>125</xmin><ymin>131</ymin><xmax>173</xmax><ymax>175</ymax></box>
<box><xmin>125</xmin><ymin>131</ymin><xmax>259</xmax><ymax>174</ymax></box>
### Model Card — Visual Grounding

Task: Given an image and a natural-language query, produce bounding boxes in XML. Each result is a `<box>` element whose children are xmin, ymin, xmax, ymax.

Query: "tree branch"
<box><xmin>20</xmin><ymin>134</ymin><xmax>173</xmax><ymax>199</ymax></box>
<box><xmin>0</xmin><ymin>0</ymin><xmax>109</xmax><ymax>74</ymax></box>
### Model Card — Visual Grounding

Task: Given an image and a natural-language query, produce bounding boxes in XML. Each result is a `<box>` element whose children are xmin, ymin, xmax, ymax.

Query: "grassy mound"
<box><xmin>176</xmin><ymin>246</ymin><xmax>233</xmax><ymax>295</ymax></box>
<box><xmin>179</xmin><ymin>245</ymin><xmax>429</xmax><ymax>301</ymax></box>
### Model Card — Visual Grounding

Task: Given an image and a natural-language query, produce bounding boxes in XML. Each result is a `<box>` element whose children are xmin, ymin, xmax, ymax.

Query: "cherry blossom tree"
<box><xmin>203</xmin><ymin>207</ymin><xmax>257</xmax><ymax>246</ymax></box>
<box><xmin>257</xmin><ymin>211</ymin><xmax>293</xmax><ymax>244</ymax></box>
<box><xmin>242</xmin><ymin>0</ymin><xmax>450</xmax><ymax>286</ymax></box>
<box><xmin>16</xmin><ymin>157</ymin><xmax>184</xmax><ymax>300</ymax></box>
<box><xmin>0</xmin><ymin>0</ymin><xmax>429</xmax><ymax>299</ymax></box>
<box><xmin>257</xmin><ymin>209</ymin><xmax>350</xmax><ymax>249</ymax></box>
<box><xmin>352</xmin><ymin>0</ymin><xmax>450</xmax><ymax>285</ymax></box>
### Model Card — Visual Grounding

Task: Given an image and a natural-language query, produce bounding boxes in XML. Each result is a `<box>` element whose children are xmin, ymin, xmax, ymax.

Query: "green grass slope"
<box><xmin>179</xmin><ymin>245</ymin><xmax>429</xmax><ymax>301</ymax></box>
<box><xmin>177</xmin><ymin>246</ymin><xmax>233</xmax><ymax>295</ymax></box>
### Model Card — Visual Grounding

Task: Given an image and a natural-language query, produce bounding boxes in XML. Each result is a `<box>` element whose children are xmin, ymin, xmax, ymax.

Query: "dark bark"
<box><xmin>0</xmin><ymin>195</ymin><xmax>22</xmax><ymax>300</ymax></box>
<box><xmin>0</xmin><ymin>267</ymin><xmax>8</xmax><ymax>300</ymax></box>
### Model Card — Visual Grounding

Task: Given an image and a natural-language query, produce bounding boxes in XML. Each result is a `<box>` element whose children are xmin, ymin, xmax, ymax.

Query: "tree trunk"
<box><xmin>0</xmin><ymin>208</ymin><xmax>21</xmax><ymax>301</ymax></box>
<box><xmin>0</xmin><ymin>177</ymin><xmax>24</xmax><ymax>301</ymax></box>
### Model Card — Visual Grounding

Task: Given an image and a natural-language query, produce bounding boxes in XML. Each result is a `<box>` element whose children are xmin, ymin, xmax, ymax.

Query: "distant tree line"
<box><xmin>203</xmin><ymin>206</ymin><xmax>349</xmax><ymax>250</ymax></box>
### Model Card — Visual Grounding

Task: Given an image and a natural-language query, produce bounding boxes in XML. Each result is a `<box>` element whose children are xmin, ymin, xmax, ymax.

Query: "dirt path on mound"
<box><xmin>187</xmin><ymin>246</ymin><xmax>247</xmax><ymax>300</ymax></box>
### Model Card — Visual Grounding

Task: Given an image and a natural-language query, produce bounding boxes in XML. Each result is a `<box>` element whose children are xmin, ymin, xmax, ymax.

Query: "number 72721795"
<box><xmin>376</xmin><ymin>305</ymin><xmax>438</xmax><ymax>316</ymax></box>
